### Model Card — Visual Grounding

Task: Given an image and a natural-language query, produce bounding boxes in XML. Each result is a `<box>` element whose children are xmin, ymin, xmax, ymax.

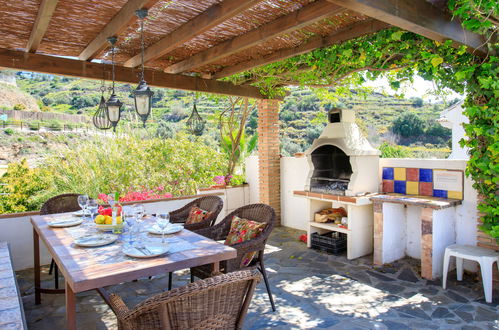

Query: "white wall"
<box><xmin>280</xmin><ymin>156</ymin><xmax>309</xmax><ymax>230</ymax></box>
<box><xmin>245</xmin><ymin>155</ymin><xmax>260</xmax><ymax>204</ymax></box>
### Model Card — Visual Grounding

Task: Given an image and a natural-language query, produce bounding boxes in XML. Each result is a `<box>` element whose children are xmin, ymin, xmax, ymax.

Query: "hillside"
<box><xmin>7</xmin><ymin>71</ymin><xmax>453</xmax><ymax>158</ymax></box>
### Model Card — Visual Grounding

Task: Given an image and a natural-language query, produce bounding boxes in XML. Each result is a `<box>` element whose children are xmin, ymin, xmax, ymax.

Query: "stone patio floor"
<box><xmin>16</xmin><ymin>227</ymin><xmax>499</xmax><ymax>329</ymax></box>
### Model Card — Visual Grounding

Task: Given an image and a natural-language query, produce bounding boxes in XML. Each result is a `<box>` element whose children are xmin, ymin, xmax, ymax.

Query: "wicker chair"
<box><xmin>190</xmin><ymin>204</ymin><xmax>276</xmax><ymax>312</ymax></box>
<box><xmin>166</xmin><ymin>195</ymin><xmax>224</xmax><ymax>288</ymax></box>
<box><xmin>40</xmin><ymin>193</ymin><xmax>81</xmax><ymax>289</ymax></box>
<box><xmin>108</xmin><ymin>270</ymin><xmax>261</xmax><ymax>330</ymax></box>
<box><xmin>169</xmin><ymin>195</ymin><xmax>223</xmax><ymax>231</ymax></box>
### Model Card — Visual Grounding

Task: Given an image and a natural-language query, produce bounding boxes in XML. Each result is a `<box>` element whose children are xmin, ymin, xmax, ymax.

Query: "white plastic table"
<box><xmin>442</xmin><ymin>244</ymin><xmax>499</xmax><ymax>303</ymax></box>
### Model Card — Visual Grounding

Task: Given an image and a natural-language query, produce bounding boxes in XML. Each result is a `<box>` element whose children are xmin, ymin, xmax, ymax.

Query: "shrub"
<box><xmin>3</xmin><ymin>128</ymin><xmax>13</xmax><ymax>135</ymax></box>
<box><xmin>46</xmin><ymin>119</ymin><xmax>63</xmax><ymax>131</ymax></box>
<box><xmin>379</xmin><ymin>142</ymin><xmax>411</xmax><ymax>158</ymax></box>
<box><xmin>13</xmin><ymin>103</ymin><xmax>26</xmax><ymax>111</ymax></box>
<box><xmin>0</xmin><ymin>160</ymin><xmax>49</xmax><ymax>214</ymax></box>
<box><xmin>28</xmin><ymin>120</ymin><xmax>41</xmax><ymax>131</ymax></box>
<box><xmin>40</xmin><ymin>133</ymin><xmax>227</xmax><ymax>200</ymax></box>
<box><xmin>391</xmin><ymin>112</ymin><xmax>425</xmax><ymax>138</ymax></box>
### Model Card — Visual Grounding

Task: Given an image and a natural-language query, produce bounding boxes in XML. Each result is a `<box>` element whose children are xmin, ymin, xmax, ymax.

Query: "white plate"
<box><xmin>47</xmin><ymin>218</ymin><xmax>84</xmax><ymax>228</ymax></box>
<box><xmin>147</xmin><ymin>224</ymin><xmax>183</xmax><ymax>235</ymax></box>
<box><xmin>74</xmin><ymin>234</ymin><xmax>118</xmax><ymax>247</ymax></box>
<box><xmin>123</xmin><ymin>243</ymin><xmax>169</xmax><ymax>258</ymax></box>
<box><xmin>72</xmin><ymin>210</ymin><xmax>85</xmax><ymax>217</ymax></box>
<box><xmin>95</xmin><ymin>224</ymin><xmax>124</xmax><ymax>232</ymax></box>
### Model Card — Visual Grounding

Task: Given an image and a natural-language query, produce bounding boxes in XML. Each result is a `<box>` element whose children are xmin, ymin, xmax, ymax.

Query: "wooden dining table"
<box><xmin>31</xmin><ymin>212</ymin><xmax>236</xmax><ymax>330</ymax></box>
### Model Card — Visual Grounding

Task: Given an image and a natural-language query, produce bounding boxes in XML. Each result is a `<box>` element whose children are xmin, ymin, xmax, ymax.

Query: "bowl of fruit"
<box><xmin>94</xmin><ymin>205</ymin><xmax>124</xmax><ymax>231</ymax></box>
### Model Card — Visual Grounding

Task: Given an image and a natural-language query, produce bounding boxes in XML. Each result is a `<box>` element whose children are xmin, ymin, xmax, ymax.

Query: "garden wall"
<box><xmin>0</xmin><ymin>109</ymin><xmax>90</xmax><ymax>123</ymax></box>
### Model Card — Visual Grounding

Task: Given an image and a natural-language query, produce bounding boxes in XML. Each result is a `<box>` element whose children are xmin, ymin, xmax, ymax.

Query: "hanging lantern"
<box><xmin>186</xmin><ymin>97</ymin><xmax>205</xmax><ymax>136</ymax></box>
<box><xmin>93</xmin><ymin>94</ymin><xmax>112</xmax><ymax>130</ymax></box>
<box><xmin>133</xmin><ymin>9</ymin><xmax>154</xmax><ymax>127</ymax></box>
<box><xmin>105</xmin><ymin>36</ymin><xmax>123</xmax><ymax>132</ymax></box>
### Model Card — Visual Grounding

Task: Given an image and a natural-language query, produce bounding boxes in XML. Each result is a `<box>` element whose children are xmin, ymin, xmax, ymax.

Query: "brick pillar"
<box><xmin>373</xmin><ymin>202</ymin><xmax>383</xmax><ymax>265</ymax></box>
<box><xmin>257</xmin><ymin>99</ymin><xmax>281</xmax><ymax>225</ymax></box>
<box><xmin>421</xmin><ymin>207</ymin><xmax>434</xmax><ymax>280</ymax></box>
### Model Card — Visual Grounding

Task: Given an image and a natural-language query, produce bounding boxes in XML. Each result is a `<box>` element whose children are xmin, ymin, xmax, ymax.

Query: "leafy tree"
<box><xmin>412</xmin><ymin>97</ymin><xmax>424</xmax><ymax>108</ymax></box>
<box><xmin>391</xmin><ymin>113</ymin><xmax>425</xmax><ymax>138</ymax></box>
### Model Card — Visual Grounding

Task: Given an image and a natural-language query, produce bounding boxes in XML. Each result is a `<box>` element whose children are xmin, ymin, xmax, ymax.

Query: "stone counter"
<box><xmin>369</xmin><ymin>193</ymin><xmax>462</xmax><ymax>209</ymax></box>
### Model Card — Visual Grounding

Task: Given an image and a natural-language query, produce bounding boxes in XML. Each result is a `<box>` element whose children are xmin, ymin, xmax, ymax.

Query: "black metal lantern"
<box><xmin>93</xmin><ymin>94</ymin><xmax>112</xmax><ymax>130</ymax></box>
<box><xmin>186</xmin><ymin>95</ymin><xmax>205</xmax><ymax>136</ymax></box>
<box><xmin>105</xmin><ymin>36</ymin><xmax>123</xmax><ymax>132</ymax></box>
<box><xmin>133</xmin><ymin>8</ymin><xmax>154</xmax><ymax>127</ymax></box>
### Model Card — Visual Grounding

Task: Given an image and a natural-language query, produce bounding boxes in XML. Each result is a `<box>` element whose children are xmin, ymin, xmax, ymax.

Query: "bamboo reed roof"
<box><xmin>0</xmin><ymin>0</ymin><xmax>484</xmax><ymax>98</ymax></box>
<box><xmin>0</xmin><ymin>0</ymin><xmax>369</xmax><ymax>76</ymax></box>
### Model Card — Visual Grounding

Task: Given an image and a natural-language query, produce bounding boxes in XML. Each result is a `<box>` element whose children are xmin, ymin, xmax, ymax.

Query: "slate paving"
<box><xmin>16</xmin><ymin>227</ymin><xmax>499</xmax><ymax>329</ymax></box>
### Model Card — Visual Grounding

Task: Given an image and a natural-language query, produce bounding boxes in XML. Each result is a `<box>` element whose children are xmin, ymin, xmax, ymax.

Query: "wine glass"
<box><xmin>123</xmin><ymin>207</ymin><xmax>136</xmax><ymax>246</ymax></box>
<box><xmin>87</xmin><ymin>199</ymin><xmax>98</xmax><ymax>221</ymax></box>
<box><xmin>133</xmin><ymin>204</ymin><xmax>146</xmax><ymax>248</ymax></box>
<box><xmin>156</xmin><ymin>213</ymin><xmax>170</xmax><ymax>243</ymax></box>
<box><xmin>77</xmin><ymin>194</ymin><xmax>89</xmax><ymax>219</ymax></box>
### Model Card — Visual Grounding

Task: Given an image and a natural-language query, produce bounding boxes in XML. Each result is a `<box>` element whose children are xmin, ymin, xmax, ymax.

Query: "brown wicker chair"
<box><xmin>40</xmin><ymin>193</ymin><xmax>81</xmax><ymax>289</ymax></box>
<box><xmin>169</xmin><ymin>195</ymin><xmax>223</xmax><ymax>231</ymax></box>
<box><xmin>108</xmin><ymin>270</ymin><xmax>261</xmax><ymax>330</ymax></box>
<box><xmin>166</xmin><ymin>195</ymin><xmax>224</xmax><ymax>288</ymax></box>
<box><xmin>190</xmin><ymin>204</ymin><xmax>276</xmax><ymax>311</ymax></box>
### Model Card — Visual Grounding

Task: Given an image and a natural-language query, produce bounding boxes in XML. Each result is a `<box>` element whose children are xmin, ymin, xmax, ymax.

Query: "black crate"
<box><xmin>311</xmin><ymin>231</ymin><xmax>347</xmax><ymax>254</ymax></box>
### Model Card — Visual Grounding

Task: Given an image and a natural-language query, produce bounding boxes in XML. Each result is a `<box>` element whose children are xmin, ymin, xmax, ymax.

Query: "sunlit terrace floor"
<box><xmin>17</xmin><ymin>227</ymin><xmax>499</xmax><ymax>329</ymax></box>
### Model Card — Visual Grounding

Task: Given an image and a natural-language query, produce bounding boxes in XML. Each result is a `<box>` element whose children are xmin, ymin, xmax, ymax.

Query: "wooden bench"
<box><xmin>0</xmin><ymin>241</ymin><xmax>27</xmax><ymax>329</ymax></box>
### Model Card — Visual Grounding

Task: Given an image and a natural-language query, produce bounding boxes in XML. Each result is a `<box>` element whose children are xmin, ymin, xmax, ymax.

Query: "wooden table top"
<box><xmin>31</xmin><ymin>213</ymin><xmax>236</xmax><ymax>293</ymax></box>
<box><xmin>369</xmin><ymin>193</ymin><xmax>462</xmax><ymax>210</ymax></box>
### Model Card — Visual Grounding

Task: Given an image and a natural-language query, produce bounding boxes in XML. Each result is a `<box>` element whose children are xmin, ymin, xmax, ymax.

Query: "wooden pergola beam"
<box><xmin>326</xmin><ymin>0</ymin><xmax>487</xmax><ymax>55</ymax></box>
<box><xmin>0</xmin><ymin>48</ymin><xmax>267</xmax><ymax>99</ymax></box>
<box><xmin>213</xmin><ymin>19</ymin><xmax>390</xmax><ymax>79</ymax></box>
<box><xmin>79</xmin><ymin>0</ymin><xmax>160</xmax><ymax>61</ymax></box>
<box><xmin>164</xmin><ymin>0</ymin><xmax>346</xmax><ymax>74</ymax></box>
<box><xmin>124</xmin><ymin>0</ymin><xmax>262</xmax><ymax>68</ymax></box>
<box><xmin>26</xmin><ymin>0</ymin><xmax>59</xmax><ymax>53</ymax></box>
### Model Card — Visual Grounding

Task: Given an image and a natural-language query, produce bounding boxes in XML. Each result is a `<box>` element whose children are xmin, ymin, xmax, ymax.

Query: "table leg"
<box><xmin>211</xmin><ymin>261</ymin><xmax>220</xmax><ymax>276</ymax></box>
<box><xmin>65</xmin><ymin>282</ymin><xmax>77</xmax><ymax>330</ymax></box>
<box><xmin>33</xmin><ymin>229</ymin><xmax>41</xmax><ymax>305</ymax></box>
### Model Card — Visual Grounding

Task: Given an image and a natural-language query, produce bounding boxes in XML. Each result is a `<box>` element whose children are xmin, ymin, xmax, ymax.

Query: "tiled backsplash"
<box><xmin>382</xmin><ymin>167</ymin><xmax>463</xmax><ymax>199</ymax></box>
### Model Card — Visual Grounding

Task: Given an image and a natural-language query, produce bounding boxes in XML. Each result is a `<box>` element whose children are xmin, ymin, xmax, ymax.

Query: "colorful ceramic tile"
<box><xmin>406</xmin><ymin>168</ymin><xmax>419</xmax><ymax>181</ymax></box>
<box><xmin>419</xmin><ymin>168</ymin><xmax>433</xmax><ymax>182</ymax></box>
<box><xmin>394</xmin><ymin>180</ymin><xmax>406</xmax><ymax>194</ymax></box>
<box><xmin>382</xmin><ymin>167</ymin><xmax>394</xmax><ymax>180</ymax></box>
<box><xmin>447</xmin><ymin>190</ymin><xmax>463</xmax><ymax>200</ymax></box>
<box><xmin>406</xmin><ymin>181</ymin><xmax>419</xmax><ymax>195</ymax></box>
<box><xmin>433</xmin><ymin>189</ymin><xmax>448</xmax><ymax>198</ymax></box>
<box><xmin>394</xmin><ymin>167</ymin><xmax>406</xmax><ymax>181</ymax></box>
<box><xmin>419</xmin><ymin>182</ymin><xmax>433</xmax><ymax>196</ymax></box>
<box><xmin>382</xmin><ymin>180</ymin><xmax>394</xmax><ymax>193</ymax></box>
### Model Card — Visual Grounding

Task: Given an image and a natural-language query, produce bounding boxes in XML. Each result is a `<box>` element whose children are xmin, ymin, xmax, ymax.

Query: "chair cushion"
<box><xmin>185</xmin><ymin>206</ymin><xmax>212</xmax><ymax>225</ymax></box>
<box><xmin>224</xmin><ymin>216</ymin><xmax>267</xmax><ymax>267</ymax></box>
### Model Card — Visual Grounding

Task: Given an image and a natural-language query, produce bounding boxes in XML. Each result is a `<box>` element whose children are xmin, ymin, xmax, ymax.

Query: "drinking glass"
<box><xmin>132</xmin><ymin>204</ymin><xmax>146</xmax><ymax>248</ymax></box>
<box><xmin>156</xmin><ymin>213</ymin><xmax>170</xmax><ymax>243</ymax></box>
<box><xmin>107</xmin><ymin>194</ymin><xmax>115</xmax><ymax>208</ymax></box>
<box><xmin>87</xmin><ymin>199</ymin><xmax>98</xmax><ymax>221</ymax></box>
<box><xmin>123</xmin><ymin>211</ymin><xmax>136</xmax><ymax>246</ymax></box>
<box><xmin>77</xmin><ymin>194</ymin><xmax>89</xmax><ymax>219</ymax></box>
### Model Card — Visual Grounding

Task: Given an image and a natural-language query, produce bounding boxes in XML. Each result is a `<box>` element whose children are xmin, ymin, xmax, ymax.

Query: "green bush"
<box><xmin>379</xmin><ymin>142</ymin><xmax>411</xmax><ymax>158</ymax></box>
<box><xmin>28</xmin><ymin>120</ymin><xmax>41</xmax><ymax>131</ymax></box>
<box><xmin>3</xmin><ymin>128</ymin><xmax>14</xmax><ymax>135</ymax></box>
<box><xmin>46</xmin><ymin>119</ymin><xmax>63</xmax><ymax>131</ymax></box>
<box><xmin>13</xmin><ymin>103</ymin><xmax>26</xmax><ymax>111</ymax></box>
<box><xmin>391</xmin><ymin>112</ymin><xmax>425</xmax><ymax>138</ymax></box>
<box><xmin>0</xmin><ymin>160</ymin><xmax>49</xmax><ymax>214</ymax></box>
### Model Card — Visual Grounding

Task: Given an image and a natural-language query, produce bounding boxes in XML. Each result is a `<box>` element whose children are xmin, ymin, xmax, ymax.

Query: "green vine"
<box><xmin>228</xmin><ymin>1</ymin><xmax>498</xmax><ymax>239</ymax></box>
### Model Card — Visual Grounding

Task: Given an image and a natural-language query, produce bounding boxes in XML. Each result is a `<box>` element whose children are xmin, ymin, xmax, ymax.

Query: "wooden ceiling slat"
<box><xmin>326</xmin><ymin>0</ymin><xmax>487</xmax><ymax>55</ymax></box>
<box><xmin>164</xmin><ymin>0</ymin><xmax>346</xmax><ymax>74</ymax></box>
<box><xmin>79</xmin><ymin>0</ymin><xmax>160</xmax><ymax>61</ymax></box>
<box><xmin>26</xmin><ymin>0</ymin><xmax>60</xmax><ymax>53</ymax></box>
<box><xmin>0</xmin><ymin>48</ymin><xmax>267</xmax><ymax>99</ymax></box>
<box><xmin>213</xmin><ymin>19</ymin><xmax>390</xmax><ymax>79</ymax></box>
<box><xmin>124</xmin><ymin>0</ymin><xmax>263</xmax><ymax>68</ymax></box>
